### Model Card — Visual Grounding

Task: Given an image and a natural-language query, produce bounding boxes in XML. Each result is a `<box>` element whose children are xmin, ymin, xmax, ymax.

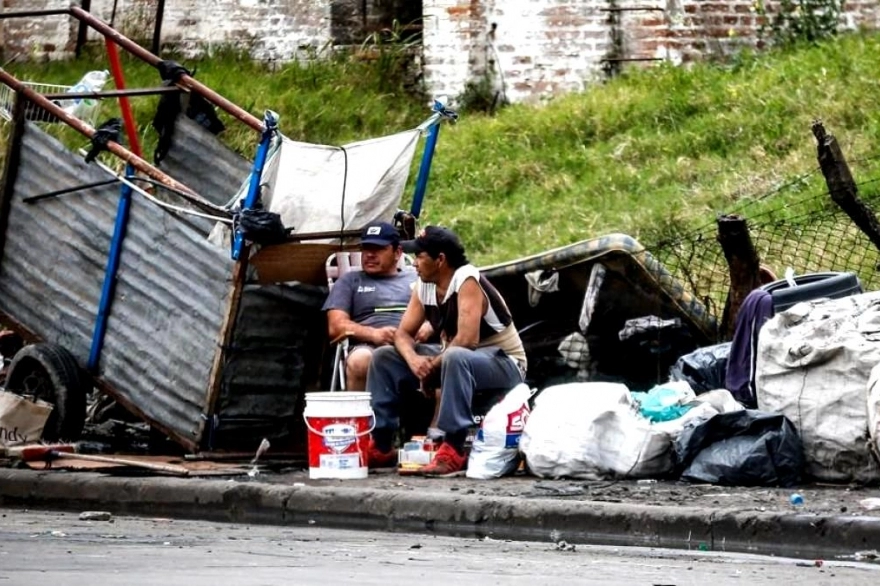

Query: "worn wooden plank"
<box><xmin>250</xmin><ymin>241</ymin><xmax>356</xmax><ymax>286</ymax></box>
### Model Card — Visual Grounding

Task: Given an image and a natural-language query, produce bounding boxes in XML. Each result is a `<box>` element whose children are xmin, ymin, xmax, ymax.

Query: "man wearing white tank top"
<box><xmin>365</xmin><ymin>226</ymin><xmax>527</xmax><ymax>475</ymax></box>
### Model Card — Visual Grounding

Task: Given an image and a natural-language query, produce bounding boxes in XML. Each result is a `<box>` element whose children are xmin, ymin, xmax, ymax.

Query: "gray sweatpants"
<box><xmin>367</xmin><ymin>344</ymin><xmax>524</xmax><ymax>441</ymax></box>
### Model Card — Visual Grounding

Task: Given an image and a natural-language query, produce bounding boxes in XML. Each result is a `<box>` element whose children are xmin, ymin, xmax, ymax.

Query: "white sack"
<box><xmin>866</xmin><ymin>363</ymin><xmax>880</xmax><ymax>462</ymax></box>
<box><xmin>756</xmin><ymin>292</ymin><xmax>880</xmax><ymax>482</ymax></box>
<box><xmin>466</xmin><ymin>383</ymin><xmax>532</xmax><ymax>479</ymax></box>
<box><xmin>520</xmin><ymin>382</ymin><xmax>674</xmax><ymax>480</ymax></box>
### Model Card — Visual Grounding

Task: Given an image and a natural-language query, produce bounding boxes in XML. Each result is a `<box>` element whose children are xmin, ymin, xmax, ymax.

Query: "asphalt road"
<box><xmin>1</xmin><ymin>507</ymin><xmax>878</xmax><ymax>585</ymax></box>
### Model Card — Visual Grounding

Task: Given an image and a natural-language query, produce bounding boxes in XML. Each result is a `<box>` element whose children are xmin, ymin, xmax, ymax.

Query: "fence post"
<box><xmin>717</xmin><ymin>214</ymin><xmax>763</xmax><ymax>340</ymax></box>
<box><xmin>812</xmin><ymin>120</ymin><xmax>880</xmax><ymax>252</ymax></box>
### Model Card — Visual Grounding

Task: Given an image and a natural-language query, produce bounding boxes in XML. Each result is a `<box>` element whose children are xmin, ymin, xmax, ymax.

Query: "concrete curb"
<box><xmin>1</xmin><ymin>469</ymin><xmax>877</xmax><ymax>559</ymax></box>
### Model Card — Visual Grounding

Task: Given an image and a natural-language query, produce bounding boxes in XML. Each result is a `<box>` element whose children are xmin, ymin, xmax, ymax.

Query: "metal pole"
<box><xmin>105</xmin><ymin>39</ymin><xmax>142</xmax><ymax>157</ymax></box>
<box><xmin>68</xmin><ymin>6</ymin><xmax>263</xmax><ymax>132</ymax></box>
<box><xmin>231</xmin><ymin>110</ymin><xmax>279</xmax><ymax>260</ymax></box>
<box><xmin>0</xmin><ymin>68</ymin><xmax>228</xmax><ymax>217</ymax></box>
<box><xmin>76</xmin><ymin>0</ymin><xmax>92</xmax><ymax>57</ymax></box>
<box><xmin>88</xmin><ymin>164</ymin><xmax>134</xmax><ymax>372</ymax></box>
<box><xmin>152</xmin><ymin>0</ymin><xmax>166</xmax><ymax>55</ymax></box>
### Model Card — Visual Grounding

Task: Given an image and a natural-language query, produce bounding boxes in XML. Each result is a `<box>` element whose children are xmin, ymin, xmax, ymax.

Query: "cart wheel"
<box><xmin>5</xmin><ymin>343</ymin><xmax>90</xmax><ymax>441</ymax></box>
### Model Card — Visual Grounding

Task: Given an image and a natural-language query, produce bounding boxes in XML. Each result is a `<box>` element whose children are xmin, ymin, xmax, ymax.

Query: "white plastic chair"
<box><xmin>325</xmin><ymin>251</ymin><xmax>413</xmax><ymax>391</ymax></box>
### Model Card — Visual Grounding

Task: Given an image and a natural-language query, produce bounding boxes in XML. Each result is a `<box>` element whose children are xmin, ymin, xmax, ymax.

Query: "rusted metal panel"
<box><xmin>98</xmin><ymin>193</ymin><xmax>233</xmax><ymax>447</ymax></box>
<box><xmin>0</xmin><ymin>123</ymin><xmax>117</xmax><ymax>366</ymax></box>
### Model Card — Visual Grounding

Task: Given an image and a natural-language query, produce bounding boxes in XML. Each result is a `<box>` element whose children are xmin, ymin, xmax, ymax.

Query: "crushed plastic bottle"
<box><xmin>62</xmin><ymin>70</ymin><xmax>110</xmax><ymax>120</ymax></box>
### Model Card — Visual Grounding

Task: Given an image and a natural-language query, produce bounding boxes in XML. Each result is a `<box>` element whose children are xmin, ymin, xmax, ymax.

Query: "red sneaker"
<box><xmin>367</xmin><ymin>441</ymin><xmax>398</xmax><ymax>469</ymax></box>
<box><xmin>420</xmin><ymin>443</ymin><xmax>467</xmax><ymax>477</ymax></box>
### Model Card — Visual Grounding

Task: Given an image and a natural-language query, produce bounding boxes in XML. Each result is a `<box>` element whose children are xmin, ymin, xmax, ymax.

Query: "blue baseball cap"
<box><xmin>360</xmin><ymin>221</ymin><xmax>400</xmax><ymax>247</ymax></box>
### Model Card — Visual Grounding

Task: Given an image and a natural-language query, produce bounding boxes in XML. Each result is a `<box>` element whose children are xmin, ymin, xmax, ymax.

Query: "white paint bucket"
<box><xmin>303</xmin><ymin>392</ymin><xmax>374</xmax><ymax>480</ymax></box>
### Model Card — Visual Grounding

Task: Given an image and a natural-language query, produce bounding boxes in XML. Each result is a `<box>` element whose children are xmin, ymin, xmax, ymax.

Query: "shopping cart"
<box><xmin>0</xmin><ymin>81</ymin><xmax>103</xmax><ymax>126</ymax></box>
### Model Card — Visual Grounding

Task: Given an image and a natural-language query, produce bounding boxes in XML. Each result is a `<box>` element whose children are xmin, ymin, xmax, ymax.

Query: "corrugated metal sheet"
<box><xmin>98</xmin><ymin>193</ymin><xmax>232</xmax><ymax>446</ymax></box>
<box><xmin>0</xmin><ymin>123</ymin><xmax>117</xmax><ymax>366</ymax></box>
<box><xmin>157</xmin><ymin>116</ymin><xmax>251</xmax><ymax>235</ymax></box>
<box><xmin>0</xmin><ymin>122</ymin><xmax>328</xmax><ymax>452</ymax></box>
<box><xmin>211</xmin><ymin>283</ymin><xmax>328</xmax><ymax>450</ymax></box>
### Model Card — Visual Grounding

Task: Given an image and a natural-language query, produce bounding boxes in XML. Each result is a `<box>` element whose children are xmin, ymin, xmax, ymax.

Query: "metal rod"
<box><xmin>152</xmin><ymin>0</ymin><xmax>166</xmax><ymax>56</ymax></box>
<box><xmin>68</xmin><ymin>6</ymin><xmax>264</xmax><ymax>132</ymax></box>
<box><xmin>105</xmin><ymin>38</ymin><xmax>142</xmax><ymax>157</ymax></box>
<box><xmin>0</xmin><ymin>9</ymin><xmax>71</xmax><ymax>19</ymax></box>
<box><xmin>0</xmin><ymin>68</ymin><xmax>229</xmax><ymax>217</ymax></box>
<box><xmin>88</xmin><ymin>164</ymin><xmax>133</xmax><ymax>372</ymax></box>
<box><xmin>599</xmin><ymin>6</ymin><xmax>666</xmax><ymax>11</ymax></box>
<box><xmin>232</xmin><ymin>111</ymin><xmax>278</xmax><ymax>260</ymax></box>
<box><xmin>23</xmin><ymin>179</ymin><xmax>119</xmax><ymax>204</ymax></box>
<box><xmin>76</xmin><ymin>1</ymin><xmax>91</xmax><ymax>57</ymax></box>
<box><xmin>601</xmin><ymin>57</ymin><xmax>666</xmax><ymax>62</ymax></box>
<box><xmin>42</xmin><ymin>86</ymin><xmax>181</xmax><ymax>100</ymax></box>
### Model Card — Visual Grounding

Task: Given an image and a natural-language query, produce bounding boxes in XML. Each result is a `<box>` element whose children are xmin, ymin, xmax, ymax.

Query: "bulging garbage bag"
<box><xmin>673</xmin><ymin>409</ymin><xmax>804</xmax><ymax>487</ymax></box>
<box><xmin>669</xmin><ymin>342</ymin><xmax>731</xmax><ymax>395</ymax></box>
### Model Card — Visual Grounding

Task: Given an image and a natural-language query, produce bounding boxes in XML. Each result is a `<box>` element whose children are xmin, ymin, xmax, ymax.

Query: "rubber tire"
<box><xmin>760</xmin><ymin>272</ymin><xmax>862</xmax><ymax>313</ymax></box>
<box><xmin>4</xmin><ymin>343</ymin><xmax>90</xmax><ymax>441</ymax></box>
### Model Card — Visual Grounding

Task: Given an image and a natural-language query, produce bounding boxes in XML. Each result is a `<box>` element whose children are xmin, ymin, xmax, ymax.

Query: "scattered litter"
<box><xmin>853</xmin><ymin>550</ymin><xmax>880</xmax><ymax>562</ymax></box>
<box><xmin>553</xmin><ymin>540</ymin><xmax>576</xmax><ymax>552</ymax></box>
<box><xmin>50</xmin><ymin>531</ymin><xmax>66</xmax><ymax>537</ymax></box>
<box><xmin>79</xmin><ymin>511</ymin><xmax>112</xmax><ymax>521</ymax></box>
<box><xmin>789</xmin><ymin>493</ymin><xmax>805</xmax><ymax>506</ymax></box>
<box><xmin>859</xmin><ymin>498</ymin><xmax>880</xmax><ymax>511</ymax></box>
<box><xmin>409</xmin><ymin>544</ymin><xmax>422</xmax><ymax>549</ymax></box>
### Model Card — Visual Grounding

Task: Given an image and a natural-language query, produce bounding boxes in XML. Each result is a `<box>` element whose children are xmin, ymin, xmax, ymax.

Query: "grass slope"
<box><xmin>2</xmin><ymin>33</ymin><xmax>880</xmax><ymax>265</ymax></box>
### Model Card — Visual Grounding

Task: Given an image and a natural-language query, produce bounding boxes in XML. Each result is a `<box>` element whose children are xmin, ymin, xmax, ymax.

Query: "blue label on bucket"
<box><xmin>322</xmin><ymin>424</ymin><xmax>357</xmax><ymax>453</ymax></box>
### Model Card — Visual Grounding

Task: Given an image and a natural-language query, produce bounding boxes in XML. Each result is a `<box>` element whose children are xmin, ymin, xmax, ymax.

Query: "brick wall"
<box><xmin>3</xmin><ymin>0</ymin><xmax>880</xmax><ymax>103</ymax></box>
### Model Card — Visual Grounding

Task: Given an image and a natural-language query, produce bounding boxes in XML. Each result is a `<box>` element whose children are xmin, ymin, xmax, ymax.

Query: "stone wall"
<box><xmin>2</xmin><ymin>0</ymin><xmax>879</xmax><ymax>103</ymax></box>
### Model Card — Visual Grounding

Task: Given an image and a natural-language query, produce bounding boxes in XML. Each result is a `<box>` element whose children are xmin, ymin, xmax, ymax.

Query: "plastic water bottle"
<box><xmin>63</xmin><ymin>70</ymin><xmax>110</xmax><ymax>119</ymax></box>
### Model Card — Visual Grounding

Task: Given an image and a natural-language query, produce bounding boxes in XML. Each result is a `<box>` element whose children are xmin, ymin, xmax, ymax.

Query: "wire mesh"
<box><xmin>647</xmin><ymin>156</ymin><xmax>880</xmax><ymax>337</ymax></box>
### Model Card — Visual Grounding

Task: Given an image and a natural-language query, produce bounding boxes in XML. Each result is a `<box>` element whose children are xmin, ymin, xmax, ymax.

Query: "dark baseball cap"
<box><xmin>401</xmin><ymin>226</ymin><xmax>466</xmax><ymax>259</ymax></box>
<box><xmin>360</xmin><ymin>221</ymin><xmax>399</xmax><ymax>247</ymax></box>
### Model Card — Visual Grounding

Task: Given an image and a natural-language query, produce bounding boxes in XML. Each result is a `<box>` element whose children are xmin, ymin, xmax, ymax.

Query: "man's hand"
<box><xmin>408</xmin><ymin>354</ymin><xmax>437</xmax><ymax>381</ymax></box>
<box><xmin>370</xmin><ymin>326</ymin><xmax>397</xmax><ymax>346</ymax></box>
<box><xmin>414</xmin><ymin>322</ymin><xmax>434</xmax><ymax>343</ymax></box>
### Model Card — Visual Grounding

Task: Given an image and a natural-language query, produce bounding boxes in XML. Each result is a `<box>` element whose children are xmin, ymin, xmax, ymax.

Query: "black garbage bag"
<box><xmin>674</xmin><ymin>410</ymin><xmax>804</xmax><ymax>487</ymax></box>
<box><xmin>235</xmin><ymin>207</ymin><xmax>288</xmax><ymax>245</ymax></box>
<box><xmin>668</xmin><ymin>342</ymin><xmax>731</xmax><ymax>395</ymax></box>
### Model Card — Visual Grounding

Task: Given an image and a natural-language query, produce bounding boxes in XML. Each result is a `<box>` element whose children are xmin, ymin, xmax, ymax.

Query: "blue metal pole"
<box><xmin>88</xmin><ymin>164</ymin><xmax>134</xmax><ymax>372</ymax></box>
<box><xmin>410</xmin><ymin>99</ymin><xmax>457</xmax><ymax>219</ymax></box>
<box><xmin>231</xmin><ymin>109</ymin><xmax>278</xmax><ymax>261</ymax></box>
<box><xmin>410</xmin><ymin>122</ymin><xmax>440</xmax><ymax>219</ymax></box>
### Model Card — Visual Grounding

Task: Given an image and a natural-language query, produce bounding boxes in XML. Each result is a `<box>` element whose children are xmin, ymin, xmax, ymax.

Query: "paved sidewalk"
<box><xmin>2</xmin><ymin>467</ymin><xmax>880</xmax><ymax>562</ymax></box>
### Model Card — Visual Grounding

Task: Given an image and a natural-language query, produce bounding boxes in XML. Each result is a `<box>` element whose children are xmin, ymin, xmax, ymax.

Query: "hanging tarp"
<box><xmin>232</xmin><ymin>129</ymin><xmax>420</xmax><ymax>239</ymax></box>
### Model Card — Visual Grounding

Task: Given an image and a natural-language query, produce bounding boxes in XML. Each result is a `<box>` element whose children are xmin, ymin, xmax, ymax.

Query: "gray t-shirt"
<box><xmin>322</xmin><ymin>269</ymin><xmax>415</xmax><ymax>328</ymax></box>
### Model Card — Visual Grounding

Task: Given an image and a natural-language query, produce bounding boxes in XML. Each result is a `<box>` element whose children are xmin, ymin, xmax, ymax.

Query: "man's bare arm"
<box><xmin>326</xmin><ymin>309</ymin><xmax>395</xmax><ymax>345</ymax></box>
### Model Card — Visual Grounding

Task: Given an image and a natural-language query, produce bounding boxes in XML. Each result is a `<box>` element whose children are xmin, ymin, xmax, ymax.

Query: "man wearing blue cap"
<box><xmin>322</xmin><ymin>221</ymin><xmax>419</xmax><ymax>391</ymax></box>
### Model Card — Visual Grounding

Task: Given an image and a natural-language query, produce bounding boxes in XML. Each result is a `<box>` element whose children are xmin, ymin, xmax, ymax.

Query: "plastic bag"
<box><xmin>632</xmin><ymin>380</ymin><xmax>696</xmax><ymax>422</ymax></box>
<box><xmin>669</xmin><ymin>342</ymin><xmax>730</xmax><ymax>394</ymax></box>
<box><xmin>466</xmin><ymin>383</ymin><xmax>532</xmax><ymax>479</ymax></box>
<box><xmin>520</xmin><ymin>382</ymin><xmax>675</xmax><ymax>479</ymax></box>
<box><xmin>673</xmin><ymin>409</ymin><xmax>804</xmax><ymax>487</ymax></box>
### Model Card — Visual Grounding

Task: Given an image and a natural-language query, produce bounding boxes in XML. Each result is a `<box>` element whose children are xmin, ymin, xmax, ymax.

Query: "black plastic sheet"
<box><xmin>669</xmin><ymin>342</ymin><xmax>731</xmax><ymax>395</ymax></box>
<box><xmin>674</xmin><ymin>410</ymin><xmax>804</xmax><ymax>487</ymax></box>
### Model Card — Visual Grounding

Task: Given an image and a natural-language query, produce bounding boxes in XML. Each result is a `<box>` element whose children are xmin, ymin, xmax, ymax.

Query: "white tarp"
<box><xmin>257</xmin><ymin>129</ymin><xmax>419</xmax><ymax>240</ymax></box>
<box><xmin>756</xmin><ymin>292</ymin><xmax>880</xmax><ymax>482</ymax></box>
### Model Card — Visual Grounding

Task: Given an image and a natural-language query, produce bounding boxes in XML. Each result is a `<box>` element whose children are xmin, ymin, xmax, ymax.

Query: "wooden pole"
<box><xmin>717</xmin><ymin>214</ymin><xmax>763</xmax><ymax>340</ymax></box>
<box><xmin>812</xmin><ymin>120</ymin><xmax>880</xmax><ymax>252</ymax></box>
